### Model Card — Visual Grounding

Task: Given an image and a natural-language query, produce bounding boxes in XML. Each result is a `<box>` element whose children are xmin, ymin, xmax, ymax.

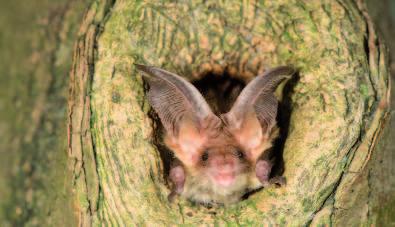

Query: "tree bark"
<box><xmin>1</xmin><ymin>0</ymin><xmax>393</xmax><ymax>226</ymax></box>
<box><xmin>68</xmin><ymin>0</ymin><xmax>393</xmax><ymax>225</ymax></box>
<box><xmin>0</xmin><ymin>0</ymin><xmax>89</xmax><ymax>226</ymax></box>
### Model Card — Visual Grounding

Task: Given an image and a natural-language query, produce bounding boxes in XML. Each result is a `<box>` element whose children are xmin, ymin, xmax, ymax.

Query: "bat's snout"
<box><xmin>209</xmin><ymin>153</ymin><xmax>238</xmax><ymax>186</ymax></box>
<box><xmin>213</xmin><ymin>172</ymin><xmax>235</xmax><ymax>186</ymax></box>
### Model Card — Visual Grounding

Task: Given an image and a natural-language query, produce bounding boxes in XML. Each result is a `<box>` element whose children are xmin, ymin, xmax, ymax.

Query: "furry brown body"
<box><xmin>166</xmin><ymin>122</ymin><xmax>271</xmax><ymax>204</ymax></box>
<box><xmin>136</xmin><ymin>64</ymin><xmax>294</xmax><ymax>205</ymax></box>
<box><xmin>171</xmin><ymin>125</ymin><xmax>278</xmax><ymax>205</ymax></box>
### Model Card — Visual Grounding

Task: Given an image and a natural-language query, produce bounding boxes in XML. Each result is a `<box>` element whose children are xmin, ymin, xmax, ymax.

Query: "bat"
<box><xmin>136</xmin><ymin>64</ymin><xmax>295</xmax><ymax>205</ymax></box>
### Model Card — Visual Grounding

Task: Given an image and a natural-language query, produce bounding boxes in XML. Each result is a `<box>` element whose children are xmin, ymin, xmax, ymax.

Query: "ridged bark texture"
<box><xmin>68</xmin><ymin>0</ymin><xmax>392</xmax><ymax>225</ymax></box>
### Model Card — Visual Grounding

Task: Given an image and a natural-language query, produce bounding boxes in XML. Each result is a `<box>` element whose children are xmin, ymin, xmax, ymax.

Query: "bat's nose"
<box><xmin>210</xmin><ymin>153</ymin><xmax>237</xmax><ymax>186</ymax></box>
<box><xmin>211</xmin><ymin>153</ymin><xmax>236</xmax><ymax>170</ymax></box>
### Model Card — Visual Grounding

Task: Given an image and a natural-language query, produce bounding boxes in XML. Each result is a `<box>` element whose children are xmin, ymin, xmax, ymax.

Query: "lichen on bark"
<box><xmin>68</xmin><ymin>0</ymin><xmax>391</xmax><ymax>225</ymax></box>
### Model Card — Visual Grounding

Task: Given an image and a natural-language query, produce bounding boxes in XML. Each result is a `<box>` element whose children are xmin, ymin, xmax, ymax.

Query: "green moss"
<box><xmin>360</xmin><ymin>84</ymin><xmax>370</xmax><ymax>98</ymax></box>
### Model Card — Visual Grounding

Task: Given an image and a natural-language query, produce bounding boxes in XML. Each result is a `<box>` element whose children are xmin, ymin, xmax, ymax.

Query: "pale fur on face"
<box><xmin>181</xmin><ymin>168</ymin><xmax>250</xmax><ymax>205</ymax></box>
<box><xmin>174</xmin><ymin>126</ymin><xmax>277</xmax><ymax>205</ymax></box>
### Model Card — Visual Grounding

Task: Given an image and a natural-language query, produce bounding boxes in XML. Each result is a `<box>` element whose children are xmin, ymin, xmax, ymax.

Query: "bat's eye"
<box><xmin>236</xmin><ymin>150</ymin><xmax>244</xmax><ymax>159</ymax></box>
<box><xmin>201</xmin><ymin>151</ymin><xmax>209</xmax><ymax>162</ymax></box>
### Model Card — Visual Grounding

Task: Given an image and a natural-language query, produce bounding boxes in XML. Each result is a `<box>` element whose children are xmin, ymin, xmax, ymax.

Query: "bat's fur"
<box><xmin>164</xmin><ymin>113</ymin><xmax>280</xmax><ymax>204</ymax></box>
<box><xmin>169</xmin><ymin>125</ymin><xmax>279</xmax><ymax>205</ymax></box>
<box><xmin>136</xmin><ymin>64</ymin><xmax>294</xmax><ymax>205</ymax></box>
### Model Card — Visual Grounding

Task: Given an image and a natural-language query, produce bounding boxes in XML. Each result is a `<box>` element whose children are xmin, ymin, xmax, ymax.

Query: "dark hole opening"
<box><xmin>271</xmin><ymin>71</ymin><xmax>300</xmax><ymax>178</ymax></box>
<box><xmin>192</xmin><ymin>73</ymin><xmax>245</xmax><ymax>115</ymax></box>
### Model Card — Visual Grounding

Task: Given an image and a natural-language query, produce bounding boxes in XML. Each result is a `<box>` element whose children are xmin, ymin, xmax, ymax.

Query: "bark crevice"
<box><xmin>67</xmin><ymin>0</ymin><xmax>116</xmax><ymax>225</ymax></box>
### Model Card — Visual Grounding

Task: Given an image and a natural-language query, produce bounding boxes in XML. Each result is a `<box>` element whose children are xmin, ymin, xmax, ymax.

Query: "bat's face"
<box><xmin>201</xmin><ymin>144</ymin><xmax>246</xmax><ymax>187</ymax></box>
<box><xmin>136</xmin><ymin>64</ymin><xmax>294</xmax><ymax>204</ymax></box>
<box><xmin>180</xmin><ymin>128</ymin><xmax>251</xmax><ymax>187</ymax></box>
<box><xmin>163</xmin><ymin>112</ymin><xmax>276</xmax><ymax>204</ymax></box>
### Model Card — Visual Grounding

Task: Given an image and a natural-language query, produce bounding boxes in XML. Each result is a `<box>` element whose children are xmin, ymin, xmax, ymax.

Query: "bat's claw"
<box><xmin>269</xmin><ymin>176</ymin><xmax>286</xmax><ymax>187</ymax></box>
<box><xmin>260</xmin><ymin>176</ymin><xmax>286</xmax><ymax>188</ymax></box>
<box><xmin>255</xmin><ymin>160</ymin><xmax>272</xmax><ymax>185</ymax></box>
<box><xmin>168</xmin><ymin>165</ymin><xmax>185</xmax><ymax>203</ymax></box>
<box><xmin>256</xmin><ymin>159</ymin><xmax>286</xmax><ymax>188</ymax></box>
<box><xmin>168</xmin><ymin>190</ymin><xmax>179</xmax><ymax>203</ymax></box>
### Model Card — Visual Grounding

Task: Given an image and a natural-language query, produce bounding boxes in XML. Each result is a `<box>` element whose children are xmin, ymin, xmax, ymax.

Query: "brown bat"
<box><xmin>136</xmin><ymin>64</ymin><xmax>295</xmax><ymax>205</ymax></box>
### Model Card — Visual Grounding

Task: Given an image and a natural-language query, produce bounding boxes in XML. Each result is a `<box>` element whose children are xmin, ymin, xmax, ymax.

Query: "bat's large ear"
<box><xmin>135</xmin><ymin>64</ymin><xmax>220</xmax><ymax>166</ymax></box>
<box><xmin>222</xmin><ymin>66</ymin><xmax>295</xmax><ymax>162</ymax></box>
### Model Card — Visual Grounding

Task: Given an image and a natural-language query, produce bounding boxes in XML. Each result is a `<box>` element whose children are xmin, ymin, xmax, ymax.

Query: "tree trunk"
<box><xmin>0</xmin><ymin>0</ymin><xmax>89</xmax><ymax>226</ymax></box>
<box><xmin>1</xmin><ymin>0</ymin><xmax>394</xmax><ymax>226</ymax></box>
